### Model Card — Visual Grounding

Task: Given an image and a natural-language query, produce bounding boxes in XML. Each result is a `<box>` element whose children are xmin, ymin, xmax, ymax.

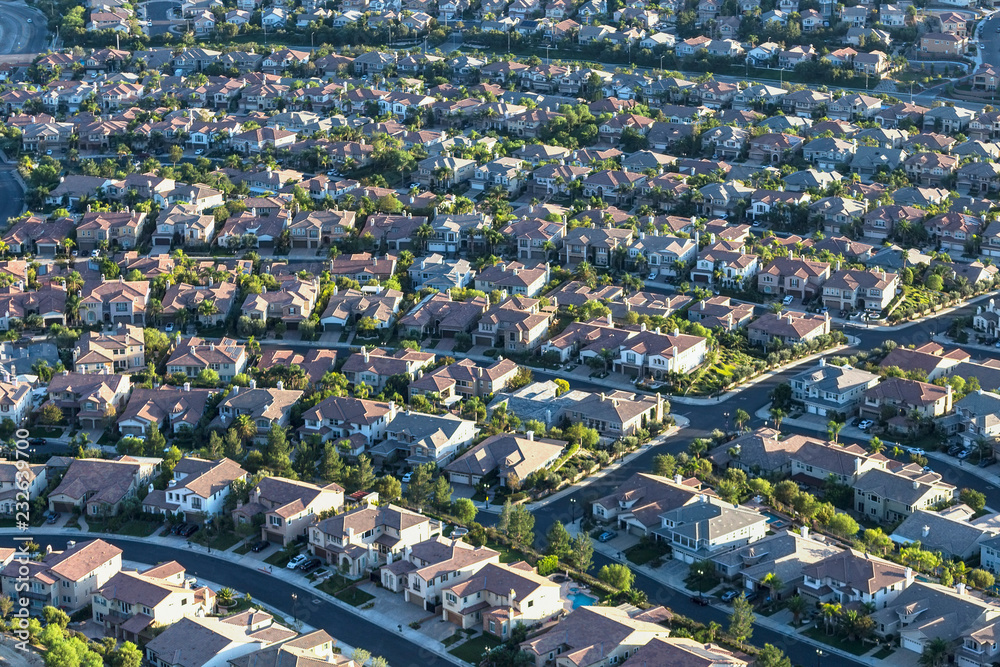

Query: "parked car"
<box><xmin>171</xmin><ymin>523</ymin><xmax>188</xmax><ymax>535</ymax></box>
<box><xmin>948</xmin><ymin>444</ymin><xmax>964</xmax><ymax>456</ymax></box>
<box><xmin>298</xmin><ymin>558</ymin><xmax>322</xmax><ymax>572</ymax></box>
<box><xmin>46</xmin><ymin>512</ymin><xmax>60</xmax><ymax>524</ymax></box>
<box><xmin>905</xmin><ymin>447</ymin><xmax>925</xmax><ymax>456</ymax></box>
<box><xmin>690</xmin><ymin>595</ymin><xmax>710</xmax><ymax>606</ymax></box>
<box><xmin>782</xmin><ymin>295</ymin><xmax>794</xmax><ymax>305</ymax></box>
<box><xmin>286</xmin><ymin>554</ymin><xmax>309</xmax><ymax>569</ymax></box>
<box><xmin>597</xmin><ymin>531</ymin><xmax>618</xmax><ymax>543</ymax></box>
<box><xmin>402</xmin><ymin>472</ymin><xmax>413</xmax><ymax>483</ymax></box>
<box><xmin>250</xmin><ymin>540</ymin><xmax>269</xmax><ymax>553</ymax></box>
<box><xmin>179</xmin><ymin>524</ymin><xmax>199</xmax><ymax>537</ymax></box>
<box><xmin>980</xmin><ymin>457</ymin><xmax>996</xmax><ymax>468</ymax></box>
<box><xmin>959</xmin><ymin>449</ymin><xmax>974</xmax><ymax>460</ymax></box>
<box><xmin>720</xmin><ymin>590</ymin><xmax>739</xmax><ymax>603</ymax></box>
<box><xmin>858</xmin><ymin>420</ymin><xmax>873</xmax><ymax>431</ymax></box>
<box><xmin>648</xmin><ymin>270</ymin><xmax>658</xmax><ymax>280</ymax></box>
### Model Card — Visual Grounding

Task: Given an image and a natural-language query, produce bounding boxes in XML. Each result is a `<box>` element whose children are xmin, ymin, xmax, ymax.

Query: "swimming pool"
<box><xmin>568</xmin><ymin>592</ymin><xmax>598</xmax><ymax>609</ymax></box>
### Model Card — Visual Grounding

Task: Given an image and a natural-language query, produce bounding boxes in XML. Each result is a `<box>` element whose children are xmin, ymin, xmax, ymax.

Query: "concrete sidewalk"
<box><xmin>2</xmin><ymin>527</ymin><xmax>467</xmax><ymax>667</ymax></box>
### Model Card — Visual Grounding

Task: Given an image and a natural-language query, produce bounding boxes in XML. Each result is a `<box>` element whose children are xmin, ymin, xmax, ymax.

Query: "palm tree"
<box><xmin>918</xmin><ymin>638</ymin><xmax>950</xmax><ymax>667</ymax></box>
<box><xmin>734</xmin><ymin>408</ymin><xmax>750</xmax><ymax>432</ymax></box>
<box><xmin>827</xmin><ymin>419</ymin><xmax>844</xmax><ymax>444</ymax></box>
<box><xmin>197</xmin><ymin>298</ymin><xmax>219</xmax><ymax>323</ymax></box>
<box><xmin>769</xmin><ymin>407</ymin><xmax>787</xmax><ymax>431</ymax></box>
<box><xmin>761</xmin><ymin>572</ymin><xmax>783</xmax><ymax>610</ymax></box>
<box><xmin>233</xmin><ymin>414</ymin><xmax>256</xmax><ymax>443</ymax></box>
<box><xmin>868</xmin><ymin>436</ymin><xmax>884</xmax><ymax>455</ymax></box>
<box><xmin>574</xmin><ymin>261</ymin><xmax>597</xmax><ymax>288</ymax></box>
<box><xmin>786</xmin><ymin>595</ymin><xmax>808</xmax><ymax>626</ymax></box>
<box><xmin>821</xmin><ymin>602</ymin><xmax>842</xmax><ymax>636</ymax></box>
<box><xmin>415</xmin><ymin>222</ymin><xmax>434</xmax><ymax>253</ymax></box>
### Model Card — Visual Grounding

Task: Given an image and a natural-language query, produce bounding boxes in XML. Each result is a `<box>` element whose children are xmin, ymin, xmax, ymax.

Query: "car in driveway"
<box><xmin>959</xmin><ymin>449</ymin><xmax>974</xmax><ymax>460</ymax></box>
<box><xmin>782</xmin><ymin>295</ymin><xmax>794</xmax><ymax>305</ymax></box>
<box><xmin>647</xmin><ymin>270</ymin><xmax>658</xmax><ymax>281</ymax></box>
<box><xmin>286</xmin><ymin>554</ymin><xmax>309</xmax><ymax>569</ymax></box>
<box><xmin>179</xmin><ymin>524</ymin><xmax>199</xmax><ymax>537</ymax></box>
<box><xmin>948</xmin><ymin>444</ymin><xmax>964</xmax><ymax>456</ymax></box>
<box><xmin>690</xmin><ymin>595</ymin><xmax>710</xmax><ymax>606</ymax></box>
<box><xmin>402</xmin><ymin>472</ymin><xmax>413</xmax><ymax>483</ymax></box>
<box><xmin>250</xmin><ymin>540</ymin><xmax>269</xmax><ymax>552</ymax></box>
<box><xmin>597</xmin><ymin>531</ymin><xmax>618</xmax><ymax>543</ymax></box>
<box><xmin>858</xmin><ymin>419</ymin><xmax>873</xmax><ymax>431</ymax></box>
<box><xmin>46</xmin><ymin>512</ymin><xmax>60</xmax><ymax>524</ymax></box>
<box><xmin>171</xmin><ymin>523</ymin><xmax>188</xmax><ymax>535</ymax></box>
<box><xmin>298</xmin><ymin>558</ymin><xmax>322</xmax><ymax>572</ymax></box>
<box><xmin>720</xmin><ymin>590</ymin><xmax>739</xmax><ymax>603</ymax></box>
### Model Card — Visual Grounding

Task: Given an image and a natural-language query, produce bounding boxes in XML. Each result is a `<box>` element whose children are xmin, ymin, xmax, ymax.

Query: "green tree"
<box><xmin>507</xmin><ymin>504</ymin><xmax>535</xmax><ymax>546</ymax></box>
<box><xmin>960</xmin><ymin>488</ymin><xmax>987</xmax><ymax>513</ymax></box>
<box><xmin>918</xmin><ymin>638</ymin><xmax>949</xmax><ymax>667</ymax></box>
<box><xmin>786</xmin><ymin>595</ymin><xmax>808</xmax><ymax>625</ymax></box>
<box><xmin>761</xmin><ymin>572</ymin><xmax>783</xmax><ymax>610</ymax></box>
<box><xmin>404</xmin><ymin>463</ymin><xmax>435</xmax><ymax>510</ymax></box>
<box><xmin>109</xmin><ymin>643</ymin><xmax>142</xmax><ymax>667</ymax></box>
<box><xmin>373</xmin><ymin>475</ymin><xmax>401</xmax><ymax>503</ymax></box>
<box><xmin>38</xmin><ymin>403</ymin><xmax>63</xmax><ymax>425</ymax></box>
<box><xmin>824</xmin><ymin>512</ymin><xmax>860</xmax><ymax>539</ymax></box>
<box><xmin>570</xmin><ymin>533</ymin><xmax>594</xmax><ymax>572</ymax></box>
<box><xmin>734</xmin><ymin>408</ymin><xmax>750</xmax><ymax>432</ymax></box>
<box><xmin>349</xmin><ymin>454</ymin><xmax>375</xmax><ymax>491</ymax></box>
<box><xmin>545</xmin><ymin>521</ymin><xmax>572</xmax><ymax>559</ymax></box>
<box><xmin>43</xmin><ymin>606</ymin><xmax>70</xmax><ymax>629</ymax></box>
<box><xmin>264</xmin><ymin>423</ymin><xmax>293</xmax><ymax>476</ymax></box>
<box><xmin>597</xmin><ymin>563</ymin><xmax>634</xmax><ymax>591</ymax></box>
<box><xmin>756</xmin><ymin>644</ymin><xmax>792</xmax><ymax>667</ymax></box>
<box><xmin>432</xmin><ymin>474</ymin><xmax>453</xmax><ymax>511</ymax></box>
<box><xmin>729</xmin><ymin>593</ymin><xmax>755</xmax><ymax>646</ymax></box>
<box><xmin>451</xmin><ymin>498</ymin><xmax>478</xmax><ymax>525</ymax></box>
<box><xmin>924</xmin><ymin>273</ymin><xmax>944</xmax><ymax>291</ymax></box>
<box><xmin>319</xmin><ymin>444</ymin><xmax>344</xmax><ymax>482</ymax></box>
<box><xmin>652</xmin><ymin>453</ymin><xmax>676</xmax><ymax>478</ymax></box>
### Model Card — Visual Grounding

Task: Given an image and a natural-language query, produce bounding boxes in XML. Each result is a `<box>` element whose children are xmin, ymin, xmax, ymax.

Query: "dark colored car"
<box><xmin>28</xmin><ymin>438</ymin><xmax>46</xmax><ymax>446</ymax></box>
<box><xmin>250</xmin><ymin>540</ymin><xmax>269</xmax><ymax>553</ymax></box>
<box><xmin>180</xmin><ymin>524</ymin><xmax>199</xmax><ymax>537</ymax></box>
<box><xmin>948</xmin><ymin>444</ymin><xmax>963</xmax><ymax>456</ymax></box>
<box><xmin>171</xmin><ymin>523</ymin><xmax>187</xmax><ymax>535</ymax></box>
<box><xmin>690</xmin><ymin>595</ymin><xmax>710</xmax><ymax>606</ymax></box>
<box><xmin>980</xmin><ymin>457</ymin><xmax>996</xmax><ymax>468</ymax></box>
<box><xmin>46</xmin><ymin>512</ymin><xmax>60</xmax><ymax>524</ymax></box>
<box><xmin>298</xmin><ymin>558</ymin><xmax>322</xmax><ymax>572</ymax></box>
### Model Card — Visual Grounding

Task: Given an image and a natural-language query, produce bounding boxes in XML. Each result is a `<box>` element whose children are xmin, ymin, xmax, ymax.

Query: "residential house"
<box><xmin>45</xmin><ymin>371</ymin><xmax>132</xmax><ymax>429</ymax></box>
<box><xmin>298</xmin><ymin>396</ymin><xmax>399</xmax><ymax>449</ymax></box>
<box><xmin>233</xmin><ymin>476</ymin><xmax>345</xmax><ymax>546</ymax></box>
<box><xmin>166</xmin><ymin>337</ymin><xmax>247</xmax><ymax>383</ymax></box>
<box><xmin>747</xmin><ymin>312</ymin><xmax>831</xmax><ymax>348</ymax></box>
<box><xmin>141</xmin><ymin>457</ymin><xmax>248</xmax><ymax>521</ymax></box>
<box><xmin>790</xmin><ymin>360</ymin><xmax>881</xmax><ymax>416</ymax></box>
<box><xmin>49</xmin><ymin>457</ymin><xmax>159</xmax><ymax>517</ymax></box>
<box><xmin>216</xmin><ymin>385</ymin><xmax>304</xmax><ymax>438</ymax></box>
<box><xmin>655</xmin><ymin>496</ymin><xmax>769</xmax><ymax>563</ymax></box>
<box><xmin>118</xmin><ymin>385</ymin><xmax>213</xmax><ymax>437</ymax></box>
<box><xmin>445</xmin><ymin>432</ymin><xmax>564</xmax><ymax>487</ymax></box>
<box><xmin>1</xmin><ymin>539</ymin><xmax>122</xmax><ymax>615</ymax></box>
<box><xmin>821</xmin><ymin>268</ymin><xmax>898</xmax><ymax>312</ymax></box>
<box><xmin>854</xmin><ymin>466</ymin><xmax>957</xmax><ymax>523</ymax></box>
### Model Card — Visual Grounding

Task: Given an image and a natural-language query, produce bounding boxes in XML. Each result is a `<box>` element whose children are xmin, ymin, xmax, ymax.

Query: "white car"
<box><xmin>648</xmin><ymin>270</ymin><xmax>658</xmax><ymax>280</ymax></box>
<box><xmin>91</xmin><ymin>249</ymin><xmax>100</xmax><ymax>258</ymax></box>
<box><xmin>782</xmin><ymin>295</ymin><xmax>794</xmax><ymax>305</ymax></box>
<box><xmin>858</xmin><ymin>419</ymin><xmax>873</xmax><ymax>431</ymax></box>
<box><xmin>165</xmin><ymin>322</ymin><xmax>174</xmax><ymax>333</ymax></box>
<box><xmin>402</xmin><ymin>472</ymin><xmax>413</xmax><ymax>483</ymax></box>
<box><xmin>906</xmin><ymin>447</ymin><xmax>926</xmax><ymax>457</ymax></box>
<box><xmin>286</xmin><ymin>554</ymin><xmax>308</xmax><ymax>569</ymax></box>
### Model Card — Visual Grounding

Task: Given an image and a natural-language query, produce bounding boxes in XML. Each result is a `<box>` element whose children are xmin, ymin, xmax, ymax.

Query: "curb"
<box><xmin>1</xmin><ymin>528</ymin><xmax>468</xmax><ymax>667</ymax></box>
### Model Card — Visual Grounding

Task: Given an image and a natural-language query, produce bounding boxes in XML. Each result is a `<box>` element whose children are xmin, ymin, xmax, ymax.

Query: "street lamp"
<box><xmin>816</xmin><ymin>649</ymin><xmax>825</xmax><ymax>667</ymax></box>
<box><xmin>569</xmin><ymin>498</ymin><xmax>577</xmax><ymax>525</ymax></box>
<box><xmin>290</xmin><ymin>593</ymin><xmax>298</xmax><ymax>627</ymax></box>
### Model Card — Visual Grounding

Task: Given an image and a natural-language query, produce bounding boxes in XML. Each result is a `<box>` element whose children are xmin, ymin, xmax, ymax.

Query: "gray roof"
<box><xmin>892</xmin><ymin>509</ymin><xmax>995</xmax><ymax>559</ymax></box>
<box><xmin>659</xmin><ymin>498</ymin><xmax>767</xmax><ymax>545</ymax></box>
<box><xmin>792</xmin><ymin>364</ymin><xmax>880</xmax><ymax>396</ymax></box>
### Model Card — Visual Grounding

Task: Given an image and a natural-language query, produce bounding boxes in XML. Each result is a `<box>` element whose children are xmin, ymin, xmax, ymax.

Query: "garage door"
<box><xmin>153</xmin><ymin>237</ymin><xmax>171</xmax><ymax>246</ymax></box>
<box><xmin>265</xmin><ymin>530</ymin><xmax>283</xmax><ymax>544</ymax></box>
<box><xmin>901</xmin><ymin>637</ymin><xmax>923</xmax><ymax>654</ymax></box>
<box><xmin>52</xmin><ymin>502</ymin><xmax>76</xmax><ymax>513</ymax></box>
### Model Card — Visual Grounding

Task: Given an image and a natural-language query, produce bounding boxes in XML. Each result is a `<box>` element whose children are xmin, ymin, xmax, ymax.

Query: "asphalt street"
<box><xmin>0</xmin><ymin>1</ymin><xmax>49</xmax><ymax>56</ymax></box>
<box><xmin>0</xmin><ymin>535</ymin><xmax>457</xmax><ymax>667</ymax></box>
<box><xmin>980</xmin><ymin>12</ymin><xmax>1000</xmax><ymax>72</ymax></box>
<box><xmin>0</xmin><ymin>161</ymin><xmax>26</xmax><ymax>228</ymax></box>
<box><xmin>143</xmin><ymin>0</ymin><xmax>179</xmax><ymax>38</ymax></box>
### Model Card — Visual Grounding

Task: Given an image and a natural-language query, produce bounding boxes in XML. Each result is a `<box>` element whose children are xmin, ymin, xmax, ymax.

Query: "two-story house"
<box><xmin>1</xmin><ymin>539</ymin><xmax>122</xmax><ymax>615</ymax></box>
<box><xmin>234</xmin><ymin>476</ymin><xmax>345</xmax><ymax>546</ymax></box>
<box><xmin>142</xmin><ymin>457</ymin><xmax>248</xmax><ymax>522</ymax></box>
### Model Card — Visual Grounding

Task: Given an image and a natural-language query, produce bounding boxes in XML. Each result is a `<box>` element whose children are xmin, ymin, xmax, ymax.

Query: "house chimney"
<box><xmin>183</xmin><ymin>382</ymin><xmax>190</xmax><ymax>392</ymax></box>
<box><xmin>698</xmin><ymin>493</ymin><xmax>708</xmax><ymax>503</ymax></box>
<box><xmin>912</xmin><ymin>480</ymin><xmax>919</xmax><ymax>490</ymax></box>
<box><xmin>819</xmin><ymin>357</ymin><xmax>826</xmax><ymax>367</ymax></box>
<box><xmin>674</xmin><ymin>474</ymin><xmax>683</xmax><ymax>484</ymax></box>
<box><xmin>526</xmin><ymin>430</ymin><xmax>535</xmax><ymax>441</ymax></box>
<box><xmin>249</xmin><ymin>379</ymin><xmax>257</xmax><ymax>389</ymax></box>
<box><xmin>276</xmin><ymin>380</ymin><xmax>284</xmax><ymax>390</ymax></box>
<box><xmin>800</xmin><ymin>525</ymin><xmax>809</xmax><ymax>539</ymax></box>
<box><xmin>854</xmin><ymin>456</ymin><xmax>862</xmax><ymax>473</ymax></box>
<box><xmin>922</xmin><ymin>525</ymin><xmax>930</xmax><ymax>538</ymax></box>
<box><xmin>905</xmin><ymin>567</ymin><xmax>914</xmax><ymax>585</ymax></box>
<box><xmin>957</xmin><ymin>582</ymin><xmax>967</xmax><ymax>595</ymax></box>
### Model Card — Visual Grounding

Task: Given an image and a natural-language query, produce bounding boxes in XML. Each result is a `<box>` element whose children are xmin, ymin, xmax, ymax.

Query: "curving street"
<box><xmin>0</xmin><ymin>1</ymin><xmax>49</xmax><ymax>56</ymax></box>
<box><xmin>0</xmin><ymin>535</ymin><xmax>458</xmax><ymax>667</ymax></box>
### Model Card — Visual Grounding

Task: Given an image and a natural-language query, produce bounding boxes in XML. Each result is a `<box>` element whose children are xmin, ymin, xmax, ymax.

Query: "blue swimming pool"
<box><xmin>568</xmin><ymin>592</ymin><xmax>598</xmax><ymax>609</ymax></box>
<box><xmin>763</xmin><ymin>512</ymin><xmax>784</xmax><ymax>524</ymax></box>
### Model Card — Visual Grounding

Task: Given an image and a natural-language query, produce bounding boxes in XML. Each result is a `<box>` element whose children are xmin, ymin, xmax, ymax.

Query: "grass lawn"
<box><xmin>192</xmin><ymin>530</ymin><xmax>242</xmax><ymax>551</ymax></box>
<box><xmin>486</xmin><ymin>540</ymin><xmax>522</xmax><ymax>564</ymax></box>
<box><xmin>625</xmin><ymin>542</ymin><xmax>670</xmax><ymax>566</ymax></box>
<box><xmin>449</xmin><ymin>634</ymin><xmax>502</xmax><ymax>664</ymax></box>
<box><xmin>265</xmin><ymin>549</ymin><xmax>298</xmax><ymax>567</ymax></box>
<box><xmin>29</xmin><ymin>427</ymin><xmax>63</xmax><ymax>438</ymax></box>
<box><xmin>233</xmin><ymin>541</ymin><xmax>255</xmax><ymax>555</ymax></box>
<box><xmin>316</xmin><ymin>574</ymin><xmax>355</xmax><ymax>596</ymax></box>
<box><xmin>688</xmin><ymin>347</ymin><xmax>761</xmax><ymax>396</ymax></box>
<box><xmin>89</xmin><ymin>519</ymin><xmax>161</xmax><ymax>537</ymax></box>
<box><xmin>802</xmin><ymin>626</ymin><xmax>871</xmax><ymax>656</ymax></box>
<box><xmin>442</xmin><ymin>634</ymin><xmax>463</xmax><ymax>647</ymax></box>
<box><xmin>335</xmin><ymin>587</ymin><xmax>375</xmax><ymax>607</ymax></box>
<box><xmin>684</xmin><ymin>573</ymin><xmax>720</xmax><ymax>593</ymax></box>
<box><xmin>872</xmin><ymin>647</ymin><xmax>894</xmax><ymax>660</ymax></box>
